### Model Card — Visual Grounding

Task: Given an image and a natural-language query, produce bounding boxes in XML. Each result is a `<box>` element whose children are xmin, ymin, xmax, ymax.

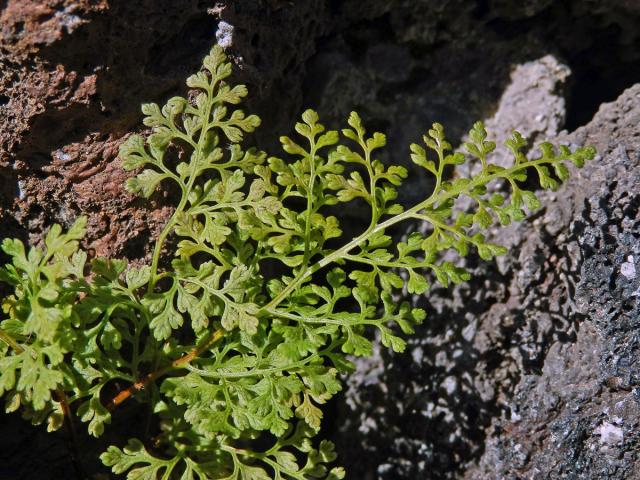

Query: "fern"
<box><xmin>0</xmin><ymin>45</ymin><xmax>594</xmax><ymax>479</ymax></box>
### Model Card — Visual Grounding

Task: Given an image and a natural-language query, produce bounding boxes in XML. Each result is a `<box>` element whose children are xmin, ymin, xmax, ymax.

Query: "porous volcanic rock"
<box><xmin>2</xmin><ymin>0</ymin><xmax>640</xmax><ymax>258</ymax></box>
<box><xmin>467</xmin><ymin>84</ymin><xmax>640</xmax><ymax>480</ymax></box>
<box><xmin>1</xmin><ymin>1</ymin><xmax>640</xmax><ymax>479</ymax></box>
<box><xmin>337</xmin><ymin>83</ymin><xmax>640</xmax><ymax>479</ymax></box>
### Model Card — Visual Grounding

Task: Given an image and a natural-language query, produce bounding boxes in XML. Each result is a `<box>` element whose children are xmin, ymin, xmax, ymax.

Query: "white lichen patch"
<box><xmin>216</xmin><ymin>21</ymin><xmax>234</xmax><ymax>48</ymax></box>
<box><xmin>621</xmin><ymin>255</ymin><xmax>636</xmax><ymax>279</ymax></box>
<box><xmin>597</xmin><ymin>422</ymin><xmax>624</xmax><ymax>446</ymax></box>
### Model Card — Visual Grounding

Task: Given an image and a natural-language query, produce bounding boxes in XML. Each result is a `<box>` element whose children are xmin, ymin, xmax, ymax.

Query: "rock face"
<box><xmin>1</xmin><ymin>1</ymin><xmax>640</xmax><ymax>479</ymax></box>
<box><xmin>467</xmin><ymin>85</ymin><xmax>640</xmax><ymax>480</ymax></box>
<box><xmin>2</xmin><ymin>0</ymin><xmax>640</xmax><ymax>254</ymax></box>
<box><xmin>337</xmin><ymin>84</ymin><xmax>640</xmax><ymax>479</ymax></box>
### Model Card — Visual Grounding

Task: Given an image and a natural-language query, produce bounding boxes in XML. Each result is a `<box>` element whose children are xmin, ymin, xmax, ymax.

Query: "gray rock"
<box><xmin>482</xmin><ymin>55</ymin><xmax>571</xmax><ymax>168</ymax></box>
<box><xmin>469</xmin><ymin>84</ymin><xmax>640</xmax><ymax>479</ymax></box>
<box><xmin>335</xmin><ymin>52</ymin><xmax>640</xmax><ymax>480</ymax></box>
<box><xmin>2</xmin><ymin>1</ymin><xmax>640</xmax><ymax>479</ymax></box>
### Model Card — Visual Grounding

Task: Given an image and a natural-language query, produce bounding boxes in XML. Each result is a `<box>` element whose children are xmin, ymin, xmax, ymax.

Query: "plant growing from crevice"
<box><xmin>0</xmin><ymin>46</ymin><xmax>594</xmax><ymax>479</ymax></box>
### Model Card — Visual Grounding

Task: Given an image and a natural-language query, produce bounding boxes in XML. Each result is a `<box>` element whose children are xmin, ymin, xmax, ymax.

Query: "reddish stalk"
<box><xmin>106</xmin><ymin>328</ymin><xmax>224</xmax><ymax>411</ymax></box>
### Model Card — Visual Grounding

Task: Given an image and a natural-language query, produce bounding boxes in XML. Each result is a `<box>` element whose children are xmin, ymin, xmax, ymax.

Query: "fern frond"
<box><xmin>0</xmin><ymin>44</ymin><xmax>594</xmax><ymax>479</ymax></box>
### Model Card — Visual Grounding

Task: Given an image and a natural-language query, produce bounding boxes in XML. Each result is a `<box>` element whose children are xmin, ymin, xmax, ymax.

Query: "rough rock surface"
<box><xmin>479</xmin><ymin>54</ymin><xmax>571</xmax><ymax>167</ymax></box>
<box><xmin>337</xmin><ymin>84</ymin><xmax>640</xmax><ymax>479</ymax></box>
<box><xmin>1</xmin><ymin>1</ymin><xmax>640</xmax><ymax>479</ymax></box>
<box><xmin>467</xmin><ymin>84</ymin><xmax>640</xmax><ymax>480</ymax></box>
<box><xmin>335</xmin><ymin>53</ymin><xmax>580</xmax><ymax>479</ymax></box>
<box><xmin>2</xmin><ymin>0</ymin><xmax>640</xmax><ymax>254</ymax></box>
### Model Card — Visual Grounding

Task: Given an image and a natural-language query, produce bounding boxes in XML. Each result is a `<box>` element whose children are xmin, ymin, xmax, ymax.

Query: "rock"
<box><xmin>481</xmin><ymin>54</ymin><xmax>571</xmax><ymax>168</ymax></box>
<box><xmin>620</xmin><ymin>256</ymin><xmax>636</xmax><ymax>280</ymax></box>
<box><xmin>598</xmin><ymin>422</ymin><xmax>624</xmax><ymax>446</ymax></box>
<box><xmin>335</xmin><ymin>48</ymin><xmax>640</xmax><ymax>480</ymax></box>
<box><xmin>468</xmin><ymin>84</ymin><xmax>640</xmax><ymax>479</ymax></box>
<box><xmin>1</xmin><ymin>1</ymin><xmax>640</xmax><ymax>479</ymax></box>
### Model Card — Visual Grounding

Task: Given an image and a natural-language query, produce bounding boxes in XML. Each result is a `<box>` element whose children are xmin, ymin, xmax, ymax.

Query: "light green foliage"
<box><xmin>0</xmin><ymin>218</ymin><xmax>86</xmax><ymax>429</ymax></box>
<box><xmin>0</xmin><ymin>45</ymin><xmax>594</xmax><ymax>478</ymax></box>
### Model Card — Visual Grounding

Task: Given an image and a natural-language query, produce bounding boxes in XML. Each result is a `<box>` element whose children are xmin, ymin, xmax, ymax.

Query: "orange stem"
<box><xmin>107</xmin><ymin>328</ymin><xmax>224</xmax><ymax>411</ymax></box>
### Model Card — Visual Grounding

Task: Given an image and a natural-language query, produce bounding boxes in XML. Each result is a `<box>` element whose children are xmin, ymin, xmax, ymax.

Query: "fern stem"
<box><xmin>364</xmin><ymin>142</ymin><xmax>379</xmax><ymax>228</ymax></box>
<box><xmin>148</xmin><ymin>210</ymin><xmax>179</xmax><ymax>292</ymax></box>
<box><xmin>106</xmin><ymin>328</ymin><xmax>224</xmax><ymax>411</ymax></box>
<box><xmin>53</xmin><ymin>388</ymin><xmax>87</xmax><ymax>479</ymax></box>
<box><xmin>302</xmin><ymin>143</ymin><xmax>318</xmax><ymax>266</ymax></box>
<box><xmin>185</xmin><ymin>346</ymin><xmax>329</xmax><ymax>379</ymax></box>
<box><xmin>261</xmin><ymin>154</ymin><xmax>565</xmax><ymax>313</ymax></box>
<box><xmin>148</xmin><ymin>78</ymin><xmax>215</xmax><ymax>292</ymax></box>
